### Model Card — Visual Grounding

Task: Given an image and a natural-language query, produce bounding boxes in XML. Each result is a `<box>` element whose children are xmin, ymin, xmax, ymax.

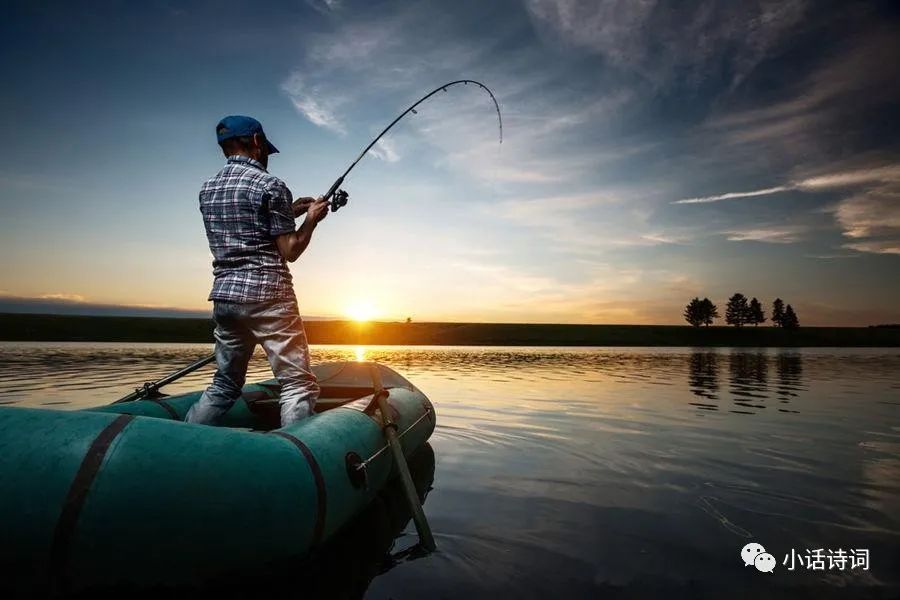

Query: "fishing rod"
<box><xmin>114</xmin><ymin>81</ymin><xmax>502</xmax><ymax>403</ymax></box>
<box><xmin>321</xmin><ymin>79</ymin><xmax>503</xmax><ymax>212</ymax></box>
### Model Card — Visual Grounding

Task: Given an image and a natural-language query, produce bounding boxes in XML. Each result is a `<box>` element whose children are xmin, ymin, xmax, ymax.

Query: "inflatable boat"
<box><xmin>0</xmin><ymin>361</ymin><xmax>435</xmax><ymax>594</ymax></box>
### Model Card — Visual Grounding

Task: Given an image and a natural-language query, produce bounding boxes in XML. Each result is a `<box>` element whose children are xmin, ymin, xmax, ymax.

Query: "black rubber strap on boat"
<box><xmin>151</xmin><ymin>399</ymin><xmax>179</xmax><ymax>419</ymax></box>
<box><xmin>49</xmin><ymin>414</ymin><xmax>135</xmax><ymax>587</ymax></box>
<box><xmin>270</xmin><ymin>431</ymin><xmax>327</xmax><ymax>546</ymax></box>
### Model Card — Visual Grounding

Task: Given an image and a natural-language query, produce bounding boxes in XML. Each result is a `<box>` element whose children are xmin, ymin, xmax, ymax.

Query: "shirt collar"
<box><xmin>226</xmin><ymin>155</ymin><xmax>267</xmax><ymax>172</ymax></box>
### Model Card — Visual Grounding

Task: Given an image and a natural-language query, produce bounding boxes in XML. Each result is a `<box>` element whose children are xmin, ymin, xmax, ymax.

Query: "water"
<box><xmin>1</xmin><ymin>343</ymin><xmax>898</xmax><ymax>598</ymax></box>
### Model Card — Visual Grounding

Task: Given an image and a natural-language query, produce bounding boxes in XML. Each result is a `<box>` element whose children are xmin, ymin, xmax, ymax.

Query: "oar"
<box><xmin>368</xmin><ymin>363</ymin><xmax>437</xmax><ymax>551</ymax></box>
<box><xmin>113</xmin><ymin>353</ymin><xmax>216</xmax><ymax>404</ymax></box>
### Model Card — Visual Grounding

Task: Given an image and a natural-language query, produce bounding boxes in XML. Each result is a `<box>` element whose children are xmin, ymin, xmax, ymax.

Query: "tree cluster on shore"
<box><xmin>684</xmin><ymin>295</ymin><xmax>799</xmax><ymax>328</ymax></box>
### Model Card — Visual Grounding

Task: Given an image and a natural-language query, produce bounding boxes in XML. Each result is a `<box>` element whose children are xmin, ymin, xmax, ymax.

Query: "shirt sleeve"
<box><xmin>266</xmin><ymin>179</ymin><xmax>296</xmax><ymax>236</ymax></box>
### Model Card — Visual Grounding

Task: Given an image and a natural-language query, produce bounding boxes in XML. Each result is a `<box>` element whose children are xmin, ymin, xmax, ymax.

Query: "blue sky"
<box><xmin>1</xmin><ymin>0</ymin><xmax>898</xmax><ymax>325</ymax></box>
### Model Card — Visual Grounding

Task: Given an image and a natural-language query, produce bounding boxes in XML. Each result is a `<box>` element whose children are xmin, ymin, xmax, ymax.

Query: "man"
<box><xmin>185</xmin><ymin>115</ymin><xmax>329</xmax><ymax>427</ymax></box>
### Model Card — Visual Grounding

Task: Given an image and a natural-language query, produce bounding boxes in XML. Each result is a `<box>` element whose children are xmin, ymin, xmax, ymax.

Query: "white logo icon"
<box><xmin>754</xmin><ymin>552</ymin><xmax>776</xmax><ymax>573</ymax></box>
<box><xmin>741</xmin><ymin>542</ymin><xmax>766</xmax><ymax>567</ymax></box>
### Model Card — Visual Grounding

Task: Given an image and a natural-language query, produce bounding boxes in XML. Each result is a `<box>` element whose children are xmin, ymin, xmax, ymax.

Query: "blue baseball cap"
<box><xmin>215</xmin><ymin>115</ymin><xmax>279</xmax><ymax>154</ymax></box>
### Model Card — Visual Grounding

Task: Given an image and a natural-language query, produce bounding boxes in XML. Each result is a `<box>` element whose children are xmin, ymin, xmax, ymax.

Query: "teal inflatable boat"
<box><xmin>0</xmin><ymin>361</ymin><xmax>435</xmax><ymax>594</ymax></box>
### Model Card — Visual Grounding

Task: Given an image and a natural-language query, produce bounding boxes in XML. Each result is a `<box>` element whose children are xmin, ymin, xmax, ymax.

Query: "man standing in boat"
<box><xmin>186</xmin><ymin>115</ymin><xmax>329</xmax><ymax>427</ymax></box>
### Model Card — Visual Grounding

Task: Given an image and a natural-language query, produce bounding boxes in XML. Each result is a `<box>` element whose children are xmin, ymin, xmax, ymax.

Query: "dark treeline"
<box><xmin>684</xmin><ymin>295</ymin><xmax>799</xmax><ymax>328</ymax></box>
<box><xmin>2</xmin><ymin>313</ymin><xmax>899</xmax><ymax>347</ymax></box>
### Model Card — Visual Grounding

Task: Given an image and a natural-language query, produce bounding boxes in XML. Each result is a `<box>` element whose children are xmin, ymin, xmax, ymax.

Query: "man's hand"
<box><xmin>306</xmin><ymin>197</ymin><xmax>329</xmax><ymax>224</ymax></box>
<box><xmin>276</xmin><ymin>197</ymin><xmax>329</xmax><ymax>263</ymax></box>
<box><xmin>292</xmin><ymin>196</ymin><xmax>316</xmax><ymax>218</ymax></box>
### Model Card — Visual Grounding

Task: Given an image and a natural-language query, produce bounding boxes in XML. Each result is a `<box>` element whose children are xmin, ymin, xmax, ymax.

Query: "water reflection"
<box><xmin>686</xmin><ymin>350</ymin><xmax>806</xmax><ymax>416</ymax></box>
<box><xmin>729</xmin><ymin>351</ymin><xmax>768</xmax><ymax>413</ymax></box>
<box><xmin>688</xmin><ymin>351</ymin><xmax>719</xmax><ymax>410</ymax></box>
<box><xmin>776</xmin><ymin>353</ymin><xmax>804</xmax><ymax>412</ymax></box>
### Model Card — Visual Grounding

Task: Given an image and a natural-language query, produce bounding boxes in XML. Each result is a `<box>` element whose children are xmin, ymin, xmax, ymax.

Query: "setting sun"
<box><xmin>344</xmin><ymin>301</ymin><xmax>378</xmax><ymax>322</ymax></box>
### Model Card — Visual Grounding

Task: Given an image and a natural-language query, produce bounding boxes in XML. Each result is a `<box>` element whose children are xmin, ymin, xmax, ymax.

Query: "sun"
<box><xmin>344</xmin><ymin>301</ymin><xmax>378</xmax><ymax>323</ymax></box>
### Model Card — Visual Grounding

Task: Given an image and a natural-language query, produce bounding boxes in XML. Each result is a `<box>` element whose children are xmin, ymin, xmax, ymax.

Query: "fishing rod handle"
<box><xmin>323</xmin><ymin>176</ymin><xmax>344</xmax><ymax>202</ymax></box>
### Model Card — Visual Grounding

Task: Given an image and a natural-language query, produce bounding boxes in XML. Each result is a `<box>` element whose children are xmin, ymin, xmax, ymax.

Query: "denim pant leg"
<box><xmin>185</xmin><ymin>302</ymin><xmax>254</xmax><ymax>425</ymax></box>
<box><xmin>250</xmin><ymin>298</ymin><xmax>320</xmax><ymax>427</ymax></box>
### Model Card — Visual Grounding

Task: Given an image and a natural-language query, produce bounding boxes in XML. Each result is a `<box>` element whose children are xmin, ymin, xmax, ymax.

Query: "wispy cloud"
<box><xmin>804</xmin><ymin>253</ymin><xmax>861</xmax><ymax>260</ymax></box>
<box><xmin>675</xmin><ymin>163</ymin><xmax>900</xmax><ymax>252</ymax></box>
<box><xmin>675</xmin><ymin>185</ymin><xmax>793</xmax><ymax>205</ymax></box>
<box><xmin>305</xmin><ymin>0</ymin><xmax>341</xmax><ymax>14</ymax></box>
<box><xmin>369</xmin><ymin>138</ymin><xmax>400</xmax><ymax>163</ymax></box>
<box><xmin>841</xmin><ymin>240</ymin><xmax>900</xmax><ymax>255</ymax></box>
<box><xmin>705</xmin><ymin>27</ymin><xmax>900</xmax><ymax>157</ymax></box>
<box><xmin>724</xmin><ymin>225</ymin><xmax>807</xmax><ymax>244</ymax></box>
<box><xmin>39</xmin><ymin>292</ymin><xmax>86</xmax><ymax>302</ymax></box>
<box><xmin>280</xmin><ymin>73</ymin><xmax>346</xmax><ymax>134</ymax></box>
<box><xmin>525</xmin><ymin>0</ymin><xmax>807</xmax><ymax>87</ymax></box>
<box><xmin>673</xmin><ymin>164</ymin><xmax>900</xmax><ymax>204</ymax></box>
<box><xmin>831</xmin><ymin>184</ymin><xmax>900</xmax><ymax>254</ymax></box>
<box><xmin>0</xmin><ymin>293</ymin><xmax>211</xmax><ymax>318</ymax></box>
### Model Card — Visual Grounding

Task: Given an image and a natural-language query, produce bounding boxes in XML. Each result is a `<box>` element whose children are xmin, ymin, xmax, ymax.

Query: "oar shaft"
<box><xmin>369</xmin><ymin>364</ymin><xmax>436</xmax><ymax>551</ymax></box>
<box><xmin>113</xmin><ymin>353</ymin><xmax>216</xmax><ymax>404</ymax></box>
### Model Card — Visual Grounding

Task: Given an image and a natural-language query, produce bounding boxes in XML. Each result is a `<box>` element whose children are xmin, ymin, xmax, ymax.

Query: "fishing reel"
<box><xmin>330</xmin><ymin>188</ymin><xmax>349</xmax><ymax>212</ymax></box>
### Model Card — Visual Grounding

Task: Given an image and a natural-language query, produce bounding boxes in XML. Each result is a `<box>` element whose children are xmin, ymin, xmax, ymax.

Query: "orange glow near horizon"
<box><xmin>344</xmin><ymin>301</ymin><xmax>379</xmax><ymax>323</ymax></box>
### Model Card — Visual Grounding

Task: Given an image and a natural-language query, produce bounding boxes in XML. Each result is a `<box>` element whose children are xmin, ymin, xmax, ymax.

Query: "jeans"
<box><xmin>185</xmin><ymin>298</ymin><xmax>320</xmax><ymax>427</ymax></box>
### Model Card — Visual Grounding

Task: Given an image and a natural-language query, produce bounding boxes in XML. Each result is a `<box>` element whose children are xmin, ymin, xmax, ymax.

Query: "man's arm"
<box><xmin>275</xmin><ymin>198</ymin><xmax>329</xmax><ymax>262</ymax></box>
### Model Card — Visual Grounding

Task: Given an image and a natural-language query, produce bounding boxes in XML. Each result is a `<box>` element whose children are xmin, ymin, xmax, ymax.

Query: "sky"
<box><xmin>1</xmin><ymin>0</ymin><xmax>898</xmax><ymax>325</ymax></box>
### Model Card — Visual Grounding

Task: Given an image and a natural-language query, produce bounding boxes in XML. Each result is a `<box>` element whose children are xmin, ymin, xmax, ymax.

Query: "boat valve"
<box><xmin>345</xmin><ymin>451</ymin><xmax>368</xmax><ymax>490</ymax></box>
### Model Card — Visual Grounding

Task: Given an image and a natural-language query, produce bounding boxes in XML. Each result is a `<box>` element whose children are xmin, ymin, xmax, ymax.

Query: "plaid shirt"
<box><xmin>200</xmin><ymin>155</ymin><xmax>297</xmax><ymax>303</ymax></box>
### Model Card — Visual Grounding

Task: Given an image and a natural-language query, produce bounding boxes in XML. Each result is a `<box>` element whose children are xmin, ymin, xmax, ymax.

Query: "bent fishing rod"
<box><xmin>322</xmin><ymin>79</ymin><xmax>502</xmax><ymax>211</ymax></box>
<box><xmin>114</xmin><ymin>80</ymin><xmax>502</xmax><ymax>403</ymax></box>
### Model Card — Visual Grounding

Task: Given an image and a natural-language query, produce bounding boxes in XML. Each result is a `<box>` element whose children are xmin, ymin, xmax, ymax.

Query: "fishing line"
<box><xmin>321</xmin><ymin>79</ymin><xmax>503</xmax><ymax>211</ymax></box>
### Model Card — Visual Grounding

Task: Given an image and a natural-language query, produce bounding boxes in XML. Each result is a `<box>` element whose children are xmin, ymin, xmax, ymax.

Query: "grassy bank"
<box><xmin>1</xmin><ymin>313</ymin><xmax>899</xmax><ymax>346</ymax></box>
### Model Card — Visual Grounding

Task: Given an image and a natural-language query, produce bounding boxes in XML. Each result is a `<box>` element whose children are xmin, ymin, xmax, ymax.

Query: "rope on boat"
<box><xmin>355</xmin><ymin>407</ymin><xmax>434</xmax><ymax>470</ymax></box>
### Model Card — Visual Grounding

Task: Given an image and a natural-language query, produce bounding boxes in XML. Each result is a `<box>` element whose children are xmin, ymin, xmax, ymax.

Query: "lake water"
<box><xmin>1</xmin><ymin>343</ymin><xmax>898</xmax><ymax>598</ymax></box>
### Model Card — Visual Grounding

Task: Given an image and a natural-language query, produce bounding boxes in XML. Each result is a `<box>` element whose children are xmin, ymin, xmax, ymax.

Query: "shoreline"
<box><xmin>2</xmin><ymin>313</ymin><xmax>899</xmax><ymax>347</ymax></box>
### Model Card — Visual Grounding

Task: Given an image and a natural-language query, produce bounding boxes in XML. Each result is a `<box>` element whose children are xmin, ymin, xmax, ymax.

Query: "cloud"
<box><xmin>0</xmin><ymin>293</ymin><xmax>211</xmax><ymax>318</ymax></box>
<box><xmin>524</xmin><ymin>0</ymin><xmax>807</xmax><ymax>86</ymax></box>
<box><xmin>841</xmin><ymin>240</ymin><xmax>900</xmax><ymax>255</ymax></box>
<box><xmin>834</xmin><ymin>188</ymin><xmax>900</xmax><ymax>239</ymax></box>
<box><xmin>804</xmin><ymin>253</ymin><xmax>860</xmax><ymax>260</ymax></box>
<box><xmin>705</xmin><ymin>27</ymin><xmax>900</xmax><ymax>157</ymax></box>
<box><xmin>724</xmin><ymin>225</ymin><xmax>807</xmax><ymax>244</ymax></box>
<box><xmin>280</xmin><ymin>73</ymin><xmax>346</xmax><ymax>134</ymax></box>
<box><xmin>305</xmin><ymin>0</ymin><xmax>341</xmax><ymax>14</ymax></box>
<box><xmin>674</xmin><ymin>185</ymin><xmax>793</xmax><ymax>205</ymax></box>
<box><xmin>39</xmin><ymin>293</ymin><xmax>86</xmax><ymax>302</ymax></box>
<box><xmin>831</xmin><ymin>184</ymin><xmax>900</xmax><ymax>254</ymax></box>
<box><xmin>675</xmin><ymin>163</ymin><xmax>900</xmax><ymax>252</ymax></box>
<box><xmin>673</xmin><ymin>164</ymin><xmax>900</xmax><ymax>204</ymax></box>
<box><xmin>368</xmin><ymin>138</ymin><xmax>400</xmax><ymax>163</ymax></box>
<box><xmin>802</xmin><ymin>165</ymin><xmax>900</xmax><ymax>190</ymax></box>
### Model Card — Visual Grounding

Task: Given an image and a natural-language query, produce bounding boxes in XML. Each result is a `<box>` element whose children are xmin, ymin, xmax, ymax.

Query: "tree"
<box><xmin>700</xmin><ymin>298</ymin><xmax>719</xmax><ymax>326</ymax></box>
<box><xmin>725</xmin><ymin>293</ymin><xmax>749</xmax><ymax>327</ymax></box>
<box><xmin>684</xmin><ymin>297</ymin><xmax>704</xmax><ymax>327</ymax></box>
<box><xmin>405</xmin><ymin>317</ymin><xmax>412</xmax><ymax>324</ymax></box>
<box><xmin>772</xmin><ymin>298</ymin><xmax>785</xmax><ymax>327</ymax></box>
<box><xmin>748</xmin><ymin>297</ymin><xmax>766</xmax><ymax>326</ymax></box>
<box><xmin>782</xmin><ymin>304</ymin><xmax>799</xmax><ymax>329</ymax></box>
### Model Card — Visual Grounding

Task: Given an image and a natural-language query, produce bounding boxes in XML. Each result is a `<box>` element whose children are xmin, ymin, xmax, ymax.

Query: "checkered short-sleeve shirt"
<box><xmin>200</xmin><ymin>155</ymin><xmax>297</xmax><ymax>302</ymax></box>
